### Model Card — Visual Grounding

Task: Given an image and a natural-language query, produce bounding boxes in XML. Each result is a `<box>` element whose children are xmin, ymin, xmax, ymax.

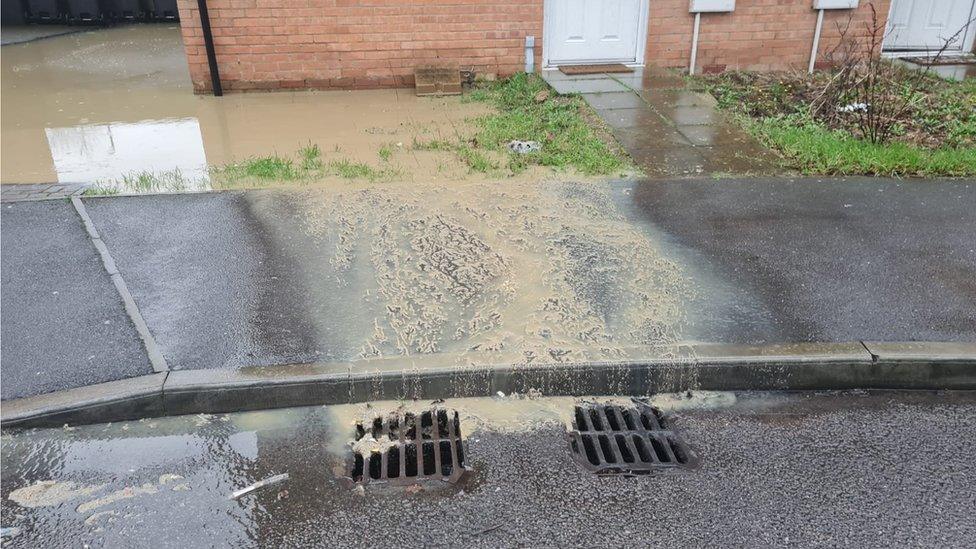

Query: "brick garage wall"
<box><xmin>646</xmin><ymin>0</ymin><xmax>892</xmax><ymax>72</ymax></box>
<box><xmin>176</xmin><ymin>0</ymin><xmax>543</xmax><ymax>93</ymax></box>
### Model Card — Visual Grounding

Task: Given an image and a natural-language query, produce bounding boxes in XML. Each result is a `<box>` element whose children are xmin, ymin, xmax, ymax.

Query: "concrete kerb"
<box><xmin>2</xmin><ymin>342</ymin><xmax>974</xmax><ymax>428</ymax></box>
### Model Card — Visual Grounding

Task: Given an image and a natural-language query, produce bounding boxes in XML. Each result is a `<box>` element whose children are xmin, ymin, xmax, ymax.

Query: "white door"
<box><xmin>546</xmin><ymin>0</ymin><xmax>648</xmax><ymax>65</ymax></box>
<box><xmin>885</xmin><ymin>0</ymin><xmax>976</xmax><ymax>50</ymax></box>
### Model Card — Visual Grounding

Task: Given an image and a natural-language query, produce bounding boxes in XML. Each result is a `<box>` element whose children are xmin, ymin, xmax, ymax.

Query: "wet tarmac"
<box><xmin>3</xmin><ymin>176</ymin><xmax>974</xmax><ymax>399</ymax></box>
<box><xmin>2</xmin><ymin>390</ymin><xmax>975</xmax><ymax>547</ymax></box>
<box><xmin>0</xmin><ymin>25</ymin><xmax>493</xmax><ymax>188</ymax></box>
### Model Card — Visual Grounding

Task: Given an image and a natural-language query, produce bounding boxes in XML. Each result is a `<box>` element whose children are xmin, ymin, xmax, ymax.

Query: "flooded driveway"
<box><xmin>2</xmin><ymin>391</ymin><xmax>975</xmax><ymax>547</ymax></box>
<box><xmin>0</xmin><ymin>25</ymin><xmax>489</xmax><ymax>188</ymax></box>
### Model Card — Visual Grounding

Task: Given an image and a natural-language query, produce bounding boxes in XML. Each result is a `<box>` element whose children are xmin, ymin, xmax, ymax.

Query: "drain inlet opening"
<box><xmin>348</xmin><ymin>407</ymin><xmax>468</xmax><ymax>486</ymax></box>
<box><xmin>568</xmin><ymin>401</ymin><xmax>696</xmax><ymax>474</ymax></box>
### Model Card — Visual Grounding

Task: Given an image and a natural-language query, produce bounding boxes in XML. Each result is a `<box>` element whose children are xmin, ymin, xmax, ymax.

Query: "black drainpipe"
<box><xmin>195</xmin><ymin>0</ymin><xmax>223</xmax><ymax>96</ymax></box>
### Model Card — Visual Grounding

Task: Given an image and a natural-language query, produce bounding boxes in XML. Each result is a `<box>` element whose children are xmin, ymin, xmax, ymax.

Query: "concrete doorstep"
<box><xmin>2</xmin><ymin>341</ymin><xmax>974</xmax><ymax>428</ymax></box>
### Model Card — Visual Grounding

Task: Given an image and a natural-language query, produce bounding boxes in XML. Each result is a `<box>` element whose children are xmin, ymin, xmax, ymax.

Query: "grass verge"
<box><xmin>747</xmin><ymin>114</ymin><xmax>976</xmax><ymax>177</ymax></box>
<box><xmin>699</xmin><ymin>69</ymin><xmax>976</xmax><ymax>177</ymax></box>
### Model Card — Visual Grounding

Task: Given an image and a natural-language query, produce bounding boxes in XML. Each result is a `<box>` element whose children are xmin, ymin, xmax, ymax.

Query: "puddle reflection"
<box><xmin>45</xmin><ymin>118</ymin><xmax>210</xmax><ymax>188</ymax></box>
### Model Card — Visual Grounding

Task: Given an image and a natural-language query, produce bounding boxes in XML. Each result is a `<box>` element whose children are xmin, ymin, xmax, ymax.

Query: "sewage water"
<box><xmin>0</xmin><ymin>24</ymin><xmax>490</xmax><ymax>188</ymax></box>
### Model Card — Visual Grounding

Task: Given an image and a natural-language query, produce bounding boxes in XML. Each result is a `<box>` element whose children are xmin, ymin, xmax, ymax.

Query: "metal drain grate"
<box><xmin>349</xmin><ymin>408</ymin><xmax>468</xmax><ymax>485</ymax></box>
<box><xmin>568</xmin><ymin>401</ymin><xmax>697</xmax><ymax>475</ymax></box>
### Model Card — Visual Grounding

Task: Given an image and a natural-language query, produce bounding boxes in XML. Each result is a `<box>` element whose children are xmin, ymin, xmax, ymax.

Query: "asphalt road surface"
<box><xmin>2</xmin><ymin>390</ymin><xmax>974</xmax><ymax>547</ymax></box>
<box><xmin>0</xmin><ymin>200</ymin><xmax>152</xmax><ymax>399</ymax></box>
<box><xmin>2</xmin><ymin>177</ymin><xmax>974</xmax><ymax>399</ymax></box>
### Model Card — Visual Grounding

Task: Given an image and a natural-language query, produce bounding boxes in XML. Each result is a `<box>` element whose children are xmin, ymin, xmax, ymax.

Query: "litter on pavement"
<box><xmin>229</xmin><ymin>473</ymin><xmax>290</xmax><ymax>500</ymax></box>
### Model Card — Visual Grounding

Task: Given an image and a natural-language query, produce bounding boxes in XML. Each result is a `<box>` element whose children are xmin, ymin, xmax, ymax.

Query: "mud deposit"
<box><xmin>293</xmin><ymin>179</ymin><xmax>691</xmax><ymax>366</ymax></box>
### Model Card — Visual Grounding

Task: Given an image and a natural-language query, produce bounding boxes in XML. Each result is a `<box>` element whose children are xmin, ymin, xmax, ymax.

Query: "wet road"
<box><xmin>630</xmin><ymin>177</ymin><xmax>976</xmax><ymax>343</ymax></box>
<box><xmin>2</xmin><ymin>391</ymin><xmax>975</xmax><ymax>547</ymax></box>
<box><xmin>2</xmin><ymin>177</ymin><xmax>975</xmax><ymax>399</ymax></box>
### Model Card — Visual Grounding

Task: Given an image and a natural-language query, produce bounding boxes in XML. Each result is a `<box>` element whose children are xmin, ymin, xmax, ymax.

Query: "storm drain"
<box><xmin>568</xmin><ymin>401</ymin><xmax>697</xmax><ymax>475</ymax></box>
<box><xmin>350</xmin><ymin>408</ymin><xmax>468</xmax><ymax>485</ymax></box>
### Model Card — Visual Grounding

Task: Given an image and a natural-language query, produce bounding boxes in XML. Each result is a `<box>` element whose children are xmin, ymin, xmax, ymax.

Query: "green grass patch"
<box><xmin>464</xmin><ymin>73</ymin><xmax>628</xmax><ymax>176</ymax></box>
<box><xmin>217</xmin><ymin>154</ymin><xmax>301</xmax><ymax>181</ymax></box>
<box><xmin>211</xmin><ymin>145</ymin><xmax>398</xmax><ymax>186</ymax></box>
<box><xmin>328</xmin><ymin>159</ymin><xmax>398</xmax><ymax>182</ymax></box>
<box><xmin>748</xmin><ymin>114</ymin><xmax>976</xmax><ymax>177</ymax></box>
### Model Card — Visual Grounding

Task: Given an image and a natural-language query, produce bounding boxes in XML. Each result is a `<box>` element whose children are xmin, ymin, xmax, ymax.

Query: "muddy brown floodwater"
<box><xmin>1</xmin><ymin>24</ymin><xmax>558</xmax><ymax>188</ymax></box>
<box><xmin>291</xmin><ymin>179</ymin><xmax>693</xmax><ymax>369</ymax></box>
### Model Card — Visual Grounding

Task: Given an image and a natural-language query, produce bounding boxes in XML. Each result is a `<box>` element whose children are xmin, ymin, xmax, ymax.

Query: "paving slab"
<box><xmin>612</xmin><ymin>126</ymin><xmax>692</xmax><ymax>149</ymax></box>
<box><xmin>547</xmin><ymin>77</ymin><xmax>631</xmax><ymax>94</ymax></box>
<box><xmin>610</xmin><ymin>67</ymin><xmax>686</xmax><ymax>90</ymax></box>
<box><xmin>0</xmin><ymin>200</ymin><xmax>152</xmax><ymax>399</ymax></box>
<box><xmin>658</xmin><ymin>104</ymin><xmax>721</xmax><ymax>126</ymax></box>
<box><xmin>596</xmin><ymin>105</ymin><xmax>673</xmax><ymax>130</ymax></box>
<box><xmin>579</xmin><ymin>90</ymin><xmax>647</xmax><ymax>110</ymax></box>
<box><xmin>639</xmin><ymin>88</ymin><xmax>718</xmax><ymax>108</ymax></box>
<box><xmin>675</xmin><ymin>123</ymin><xmax>760</xmax><ymax>147</ymax></box>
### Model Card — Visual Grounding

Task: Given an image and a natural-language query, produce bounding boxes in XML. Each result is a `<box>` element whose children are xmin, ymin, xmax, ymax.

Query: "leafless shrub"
<box><xmin>812</xmin><ymin>2</ymin><xmax>972</xmax><ymax>144</ymax></box>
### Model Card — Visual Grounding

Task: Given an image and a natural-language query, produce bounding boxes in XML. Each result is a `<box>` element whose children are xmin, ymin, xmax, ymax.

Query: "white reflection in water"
<box><xmin>44</xmin><ymin>118</ymin><xmax>211</xmax><ymax>190</ymax></box>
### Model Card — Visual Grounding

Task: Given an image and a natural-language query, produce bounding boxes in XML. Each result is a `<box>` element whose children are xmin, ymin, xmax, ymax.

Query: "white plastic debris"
<box><xmin>507</xmin><ymin>140</ymin><xmax>541</xmax><ymax>154</ymax></box>
<box><xmin>837</xmin><ymin>102</ymin><xmax>868</xmax><ymax>113</ymax></box>
<box><xmin>229</xmin><ymin>473</ymin><xmax>289</xmax><ymax>500</ymax></box>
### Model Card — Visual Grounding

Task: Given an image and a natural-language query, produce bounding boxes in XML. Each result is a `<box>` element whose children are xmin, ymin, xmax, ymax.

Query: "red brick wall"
<box><xmin>647</xmin><ymin>0</ymin><xmax>892</xmax><ymax>72</ymax></box>
<box><xmin>177</xmin><ymin>0</ymin><xmax>891</xmax><ymax>93</ymax></box>
<box><xmin>176</xmin><ymin>0</ymin><xmax>544</xmax><ymax>93</ymax></box>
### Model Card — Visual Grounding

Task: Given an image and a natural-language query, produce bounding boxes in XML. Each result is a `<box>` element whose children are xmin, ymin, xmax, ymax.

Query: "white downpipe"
<box><xmin>689</xmin><ymin>12</ymin><xmax>702</xmax><ymax>75</ymax></box>
<box><xmin>808</xmin><ymin>8</ymin><xmax>825</xmax><ymax>73</ymax></box>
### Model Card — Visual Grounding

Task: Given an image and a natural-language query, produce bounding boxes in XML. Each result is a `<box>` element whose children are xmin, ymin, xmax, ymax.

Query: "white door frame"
<box><xmin>542</xmin><ymin>0</ymin><xmax>651</xmax><ymax>68</ymax></box>
<box><xmin>882</xmin><ymin>0</ymin><xmax>976</xmax><ymax>54</ymax></box>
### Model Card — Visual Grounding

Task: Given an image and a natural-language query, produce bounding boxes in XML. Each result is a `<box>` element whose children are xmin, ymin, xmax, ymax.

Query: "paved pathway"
<box><xmin>0</xmin><ymin>183</ymin><xmax>88</xmax><ymax>202</ymax></box>
<box><xmin>542</xmin><ymin>68</ymin><xmax>782</xmax><ymax>177</ymax></box>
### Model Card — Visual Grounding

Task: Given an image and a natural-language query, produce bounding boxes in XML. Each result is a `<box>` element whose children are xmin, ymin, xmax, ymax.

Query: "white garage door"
<box><xmin>885</xmin><ymin>0</ymin><xmax>976</xmax><ymax>50</ymax></box>
<box><xmin>546</xmin><ymin>0</ymin><xmax>648</xmax><ymax>65</ymax></box>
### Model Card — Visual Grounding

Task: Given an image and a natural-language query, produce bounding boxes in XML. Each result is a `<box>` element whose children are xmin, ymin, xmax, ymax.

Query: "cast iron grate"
<box><xmin>568</xmin><ymin>401</ymin><xmax>697</xmax><ymax>475</ymax></box>
<box><xmin>350</xmin><ymin>408</ymin><xmax>467</xmax><ymax>485</ymax></box>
